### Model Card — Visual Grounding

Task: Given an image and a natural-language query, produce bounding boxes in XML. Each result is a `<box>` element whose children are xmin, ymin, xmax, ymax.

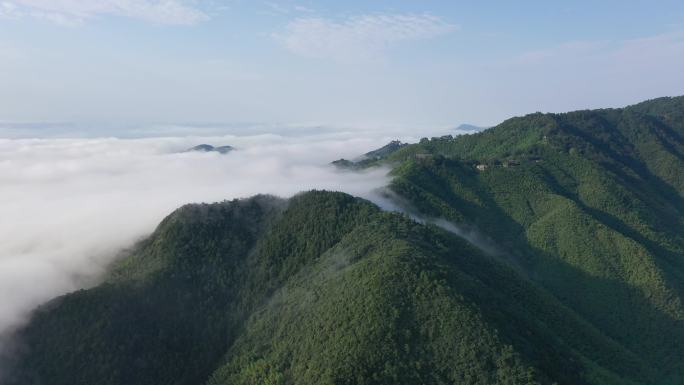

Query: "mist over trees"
<box><xmin>4</xmin><ymin>96</ymin><xmax>684</xmax><ymax>385</ymax></box>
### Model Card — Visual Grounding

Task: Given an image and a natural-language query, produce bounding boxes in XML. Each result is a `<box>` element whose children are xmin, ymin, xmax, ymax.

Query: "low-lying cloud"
<box><xmin>0</xmin><ymin>131</ymin><xmax>396</xmax><ymax>350</ymax></box>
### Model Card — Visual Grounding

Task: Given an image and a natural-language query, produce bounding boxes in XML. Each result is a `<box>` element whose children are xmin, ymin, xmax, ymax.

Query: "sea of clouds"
<box><xmin>0</xmin><ymin>128</ymin><xmax>435</xmax><ymax>349</ymax></box>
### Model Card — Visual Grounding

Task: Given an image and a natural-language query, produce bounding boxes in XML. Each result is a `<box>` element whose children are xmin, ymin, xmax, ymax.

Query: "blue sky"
<box><xmin>0</xmin><ymin>0</ymin><xmax>683</xmax><ymax>131</ymax></box>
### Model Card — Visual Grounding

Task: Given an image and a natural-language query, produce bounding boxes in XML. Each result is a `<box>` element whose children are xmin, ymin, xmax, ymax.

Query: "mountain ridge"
<box><xmin>5</xmin><ymin>96</ymin><xmax>684</xmax><ymax>385</ymax></box>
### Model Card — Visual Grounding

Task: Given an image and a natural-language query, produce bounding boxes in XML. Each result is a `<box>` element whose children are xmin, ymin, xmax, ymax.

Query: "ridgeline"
<box><xmin>6</xmin><ymin>96</ymin><xmax>684</xmax><ymax>385</ymax></box>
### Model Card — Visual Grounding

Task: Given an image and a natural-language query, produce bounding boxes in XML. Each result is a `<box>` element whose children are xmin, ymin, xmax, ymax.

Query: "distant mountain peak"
<box><xmin>186</xmin><ymin>144</ymin><xmax>234</xmax><ymax>154</ymax></box>
<box><xmin>362</xmin><ymin>140</ymin><xmax>408</xmax><ymax>160</ymax></box>
<box><xmin>331</xmin><ymin>140</ymin><xmax>408</xmax><ymax>170</ymax></box>
<box><xmin>456</xmin><ymin>123</ymin><xmax>487</xmax><ymax>132</ymax></box>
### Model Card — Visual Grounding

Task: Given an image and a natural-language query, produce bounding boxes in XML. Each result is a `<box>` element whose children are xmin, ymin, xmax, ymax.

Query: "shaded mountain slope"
<box><xmin>7</xmin><ymin>195</ymin><xmax>285</xmax><ymax>385</ymax></box>
<box><xmin>207</xmin><ymin>203</ymin><xmax>653</xmax><ymax>385</ymax></box>
<box><xmin>376</xmin><ymin>96</ymin><xmax>684</xmax><ymax>382</ymax></box>
<box><xmin>4</xmin><ymin>191</ymin><xmax>658</xmax><ymax>385</ymax></box>
<box><xmin>6</xmin><ymin>96</ymin><xmax>684</xmax><ymax>385</ymax></box>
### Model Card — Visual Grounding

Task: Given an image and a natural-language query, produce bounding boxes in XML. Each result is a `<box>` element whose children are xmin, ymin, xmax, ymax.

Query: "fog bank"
<box><xmin>0</xmin><ymin>132</ymin><xmax>395</xmax><ymax>347</ymax></box>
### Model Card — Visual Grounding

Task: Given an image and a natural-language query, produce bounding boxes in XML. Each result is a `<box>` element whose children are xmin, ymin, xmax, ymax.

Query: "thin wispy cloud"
<box><xmin>512</xmin><ymin>30</ymin><xmax>684</xmax><ymax>68</ymax></box>
<box><xmin>0</xmin><ymin>1</ymin><xmax>21</xmax><ymax>18</ymax></box>
<box><xmin>263</xmin><ymin>1</ymin><xmax>313</xmax><ymax>15</ymax></box>
<box><xmin>469</xmin><ymin>29</ymin><xmax>684</xmax><ymax>118</ymax></box>
<box><xmin>1</xmin><ymin>0</ymin><xmax>208</xmax><ymax>25</ymax></box>
<box><xmin>464</xmin><ymin>25</ymin><xmax>684</xmax><ymax>87</ymax></box>
<box><xmin>274</xmin><ymin>13</ymin><xmax>457</xmax><ymax>61</ymax></box>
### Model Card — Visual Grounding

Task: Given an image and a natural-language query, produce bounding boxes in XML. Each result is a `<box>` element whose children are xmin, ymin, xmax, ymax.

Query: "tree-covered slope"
<box><xmin>4</xmin><ymin>191</ymin><xmax>661</xmax><ymax>385</ymax></box>
<box><xmin>378</xmin><ymin>96</ymin><xmax>684</xmax><ymax>382</ymax></box>
<box><xmin>207</xmin><ymin>206</ymin><xmax>653</xmax><ymax>385</ymax></box>
<box><xmin>5</xmin><ymin>96</ymin><xmax>684</xmax><ymax>385</ymax></box>
<box><xmin>7</xmin><ymin>195</ymin><xmax>286</xmax><ymax>385</ymax></box>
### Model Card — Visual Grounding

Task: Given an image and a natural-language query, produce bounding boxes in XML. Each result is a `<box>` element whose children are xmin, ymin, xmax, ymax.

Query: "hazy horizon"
<box><xmin>1</xmin><ymin>1</ymin><xmax>683</xmax><ymax>131</ymax></box>
<box><xmin>2</xmin><ymin>93</ymin><xmax>681</xmax><ymax>140</ymax></box>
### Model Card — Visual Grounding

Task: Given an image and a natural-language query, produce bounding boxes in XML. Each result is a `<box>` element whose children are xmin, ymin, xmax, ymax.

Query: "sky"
<box><xmin>0</xmin><ymin>0</ymin><xmax>683</xmax><ymax>132</ymax></box>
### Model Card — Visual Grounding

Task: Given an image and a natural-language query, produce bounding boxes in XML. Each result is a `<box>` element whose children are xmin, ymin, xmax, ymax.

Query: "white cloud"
<box><xmin>263</xmin><ymin>1</ymin><xmax>314</xmax><ymax>15</ymax></box>
<box><xmin>0</xmin><ymin>1</ymin><xmax>21</xmax><ymax>18</ymax></box>
<box><xmin>3</xmin><ymin>0</ymin><xmax>208</xmax><ymax>25</ymax></box>
<box><xmin>511</xmin><ymin>30</ymin><xmax>684</xmax><ymax>72</ymax></box>
<box><xmin>0</xmin><ymin>131</ymin><xmax>394</xmax><ymax>349</ymax></box>
<box><xmin>292</xmin><ymin>5</ymin><xmax>313</xmax><ymax>14</ymax></box>
<box><xmin>274</xmin><ymin>13</ymin><xmax>457</xmax><ymax>60</ymax></box>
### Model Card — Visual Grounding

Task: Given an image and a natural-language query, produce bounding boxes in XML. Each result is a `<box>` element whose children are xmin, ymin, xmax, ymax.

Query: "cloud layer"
<box><xmin>0</xmin><ymin>0</ymin><xmax>208</xmax><ymax>25</ymax></box>
<box><xmin>0</xmin><ymin>132</ymin><xmax>393</xmax><ymax>350</ymax></box>
<box><xmin>275</xmin><ymin>13</ymin><xmax>457</xmax><ymax>60</ymax></box>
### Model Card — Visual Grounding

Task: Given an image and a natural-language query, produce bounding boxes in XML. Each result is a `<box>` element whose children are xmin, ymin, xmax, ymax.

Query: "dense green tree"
<box><xmin>6</xmin><ymin>96</ymin><xmax>684</xmax><ymax>385</ymax></box>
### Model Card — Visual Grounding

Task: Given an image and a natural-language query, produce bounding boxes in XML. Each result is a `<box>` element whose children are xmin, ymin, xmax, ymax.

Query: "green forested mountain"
<box><xmin>5</xmin><ymin>97</ymin><xmax>684</xmax><ymax>385</ymax></box>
